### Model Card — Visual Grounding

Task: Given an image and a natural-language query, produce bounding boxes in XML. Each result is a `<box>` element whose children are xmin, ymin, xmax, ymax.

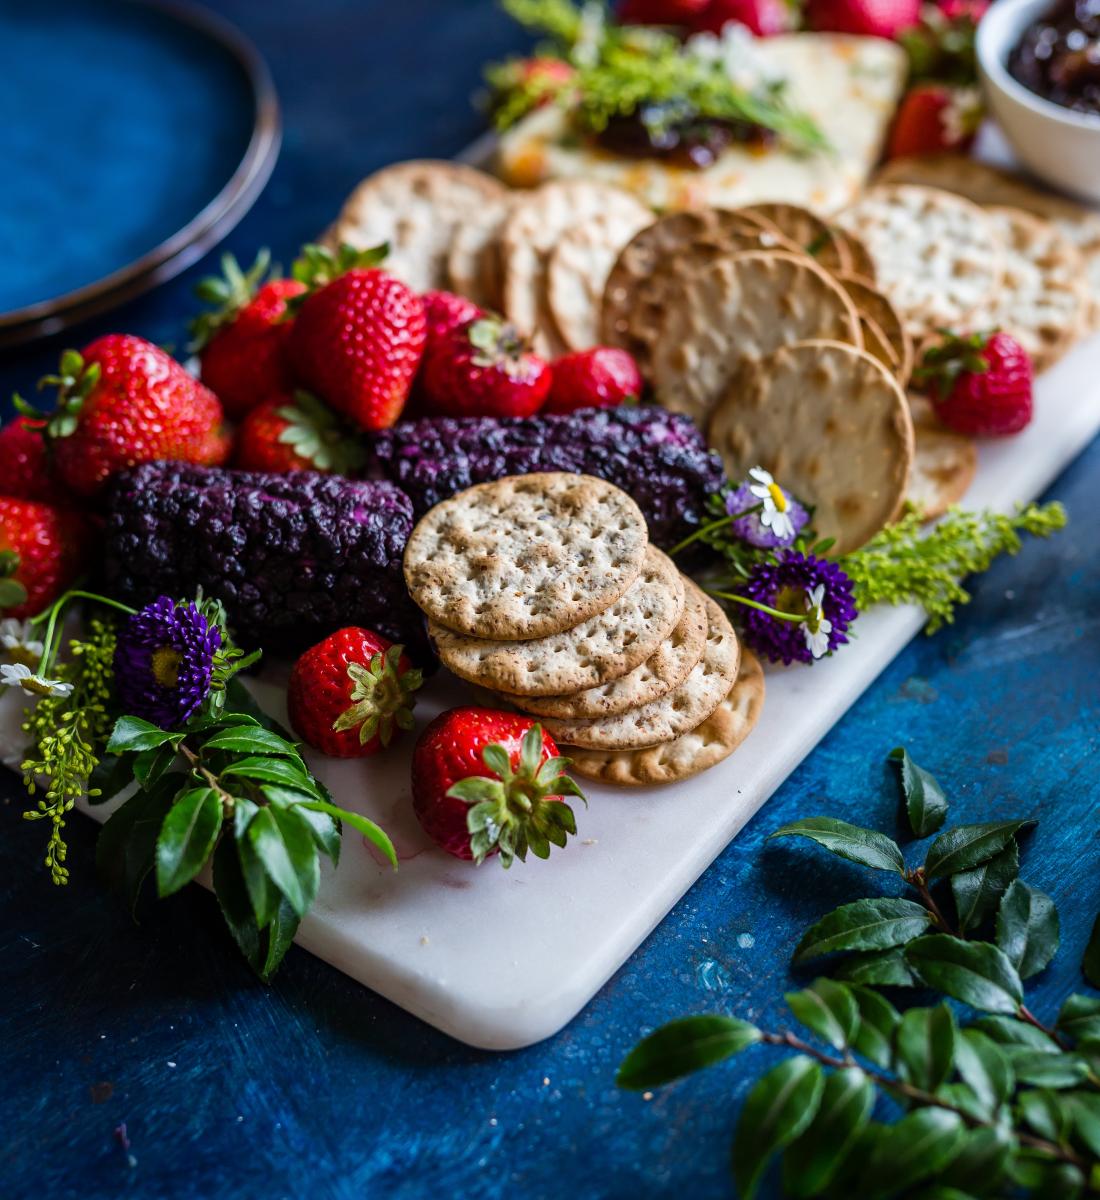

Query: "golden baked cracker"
<box><xmin>568</xmin><ymin>650</ymin><xmax>765</xmax><ymax>786</ymax></box>
<box><xmin>908</xmin><ymin>422</ymin><xmax>978</xmax><ymax>521</ymax></box>
<box><xmin>835</xmin><ymin>272</ymin><xmax>914</xmax><ymax>386</ymax></box>
<box><xmin>708</xmin><ymin>340</ymin><xmax>914</xmax><ymax>555</ymax></box>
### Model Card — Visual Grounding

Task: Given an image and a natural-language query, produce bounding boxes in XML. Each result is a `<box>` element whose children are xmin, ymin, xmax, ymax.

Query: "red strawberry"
<box><xmin>0</xmin><ymin>498</ymin><xmax>88</xmax><ymax>618</ymax></box>
<box><xmin>806</xmin><ymin>0</ymin><xmax>919</xmax><ymax>39</ymax></box>
<box><xmin>421</xmin><ymin>316</ymin><xmax>551</xmax><ymax>419</ymax></box>
<box><xmin>190</xmin><ymin>251</ymin><xmax>305</xmax><ymax>419</ymax></box>
<box><xmin>689</xmin><ymin>0</ymin><xmax>794</xmax><ymax>36</ymax></box>
<box><xmin>233</xmin><ymin>391</ymin><xmax>365</xmax><ymax>475</ymax></box>
<box><xmin>287</xmin><ymin>628</ymin><xmax>422</xmax><ymax>758</ymax></box>
<box><xmin>915</xmin><ymin>331</ymin><xmax>1034</xmax><ymax>436</ymax></box>
<box><xmin>887</xmin><ymin>83</ymin><xmax>982</xmax><ymax>158</ymax></box>
<box><xmin>618</xmin><ymin>0</ymin><xmax>709</xmax><ymax>23</ymax></box>
<box><xmin>0</xmin><ymin>417</ymin><xmax>70</xmax><ymax>505</ymax></box>
<box><xmin>421</xmin><ymin>290</ymin><xmax>483</xmax><ymax>353</ymax></box>
<box><xmin>544</xmin><ymin>347</ymin><xmax>643</xmax><ymax>415</ymax></box>
<box><xmin>411</xmin><ymin>708</ymin><xmax>583</xmax><ymax>866</ymax></box>
<box><xmin>28</xmin><ymin>337</ymin><xmax>227</xmax><ymax>496</ymax></box>
<box><xmin>287</xmin><ymin>244</ymin><xmax>427</xmax><ymax>432</ymax></box>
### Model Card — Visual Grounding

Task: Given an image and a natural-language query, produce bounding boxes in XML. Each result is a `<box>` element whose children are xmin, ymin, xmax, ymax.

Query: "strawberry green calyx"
<box><xmin>332</xmin><ymin>643</ymin><xmax>423</xmax><ymax>748</ymax></box>
<box><xmin>912</xmin><ymin>329</ymin><xmax>993</xmax><ymax>397</ymax></box>
<box><xmin>275</xmin><ymin>390</ymin><xmax>367</xmax><ymax>474</ymax></box>
<box><xmin>16</xmin><ymin>350</ymin><xmax>102</xmax><ymax>440</ymax></box>
<box><xmin>466</xmin><ymin>316</ymin><xmax>532</xmax><ymax>377</ymax></box>
<box><xmin>188</xmin><ymin>249</ymin><xmax>275</xmax><ymax>351</ymax></box>
<box><xmin>448</xmin><ymin>724</ymin><xmax>585</xmax><ymax>867</ymax></box>
<box><xmin>0</xmin><ymin>549</ymin><xmax>28</xmax><ymax>609</ymax></box>
<box><xmin>290</xmin><ymin>241</ymin><xmax>390</xmax><ymax>298</ymax></box>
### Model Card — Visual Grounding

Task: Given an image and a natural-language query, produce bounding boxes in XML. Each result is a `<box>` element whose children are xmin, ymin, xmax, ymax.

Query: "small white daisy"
<box><xmin>748</xmin><ymin>466</ymin><xmax>795</xmax><ymax>541</ymax></box>
<box><xmin>803</xmin><ymin>585</ymin><xmax>833</xmax><ymax>660</ymax></box>
<box><xmin>0</xmin><ymin>618</ymin><xmax>45</xmax><ymax>664</ymax></box>
<box><xmin>0</xmin><ymin>662</ymin><xmax>73</xmax><ymax>698</ymax></box>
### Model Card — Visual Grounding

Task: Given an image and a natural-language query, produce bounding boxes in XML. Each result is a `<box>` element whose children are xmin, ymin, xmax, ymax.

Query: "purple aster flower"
<box><xmin>738</xmin><ymin>551</ymin><xmax>858</xmax><ymax>665</ymax></box>
<box><xmin>114</xmin><ymin>596</ymin><xmax>222</xmax><ymax>728</ymax></box>
<box><xmin>725</xmin><ymin>467</ymin><xmax>809</xmax><ymax>549</ymax></box>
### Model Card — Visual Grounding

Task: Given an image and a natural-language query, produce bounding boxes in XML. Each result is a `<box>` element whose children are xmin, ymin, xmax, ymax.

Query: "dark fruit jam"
<box><xmin>1008</xmin><ymin>0</ymin><xmax>1100</xmax><ymax>117</ymax></box>
<box><xmin>595</xmin><ymin>100</ymin><xmax>775</xmax><ymax>168</ymax></box>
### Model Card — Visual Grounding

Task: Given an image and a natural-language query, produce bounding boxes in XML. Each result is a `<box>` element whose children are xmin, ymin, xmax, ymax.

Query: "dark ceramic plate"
<box><xmin>0</xmin><ymin>0</ymin><xmax>279</xmax><ymax>348</ymax></box>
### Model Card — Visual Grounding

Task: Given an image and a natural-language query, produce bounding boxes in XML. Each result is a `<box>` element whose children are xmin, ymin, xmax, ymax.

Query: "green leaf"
<box><xmin>132</xmin><ymin>743</ymin><xmax>177</xmax><ymax>790</ymax></box>
<box><xmin>220</xmin><ymin>755</ymin><xmax>320</xmax><ymax>795</ymax></box>
<box><xmin>247</xmin><ymin>805</ymin><xmax>317</xmax><ymax>918</ymax></box>
<box><xmin>291</xmin><ymin>804</ymin><xmax>341</xmax><ymax>865</ymax></box>
<box><xmin>769</xmin><ymin>818</ymin><xmax>905</xmax><ymax>874</ymax></box>
<box><xmin>236</xmin><ymin>829</ymin><xmax>279</xmax><ymax>928</ymax></box>
<box><xmin>923</xmin><ymin>821</ymin><xmax>1034</xmax><ymax>879</ymax></box>
<box><xmin>785</xmin><ymin>979</ymin><xmax>859</xmax><ymax>1050</ymax></box>
<box><xmin>896</xmin><ymin>1003</ymin><xmax>957</xmax><ymax>1093</ymax></box>
<box><xmin>1057</xmin><ymin>994</ymin><xmax>1100</xmax><ymax>1044</ymax></box>
<box><xmin>950</xmin><ymin>842</ymin><xmax>1019</xmax><ymax>934</ymax></box>
<box><xmin>905</xmin><ymin>935</ymin><xmax>1023</xmax><ymax>1014</ymax></box>
<box><xmin>155</xmin><ymin>787</ymin><xmax>223</xmax><ymax>897</ymax></box>
<box><xmin>1082</xmin><ymin>913</ymin><xmax>1100</xmax><ymax>989</ymax></box>
<box><xmin>1017</xmin><ymin>1088</ymin><xmax>1070</xmax><ymax>1142</ymax></box>
<box><xmin>890</xmin><ymin>747</ymin><xmax>948</xmax><ymax>837</ymax></box>
<box><xmin>938</xmin><ymin>1125</ymin><xmax>1013</xmax><ymax>1196</ymax></box>
<box><xmin>1010</xmin><ymin>1051</ymin><xmax>1090</xmax><ymax>1089</ymax></box>
<box><xmin>833</xmin><ymin>946</ymin><xmax>918</xmax><ymax>987</ymax></box>
<box><xmin>860</xmin><ymin>1108</ymin><xmax>966</xmax><ymax>1198</ymax></box>
<box><xmin>954</xmin><ymin>1029</ymin><xmax>1014</xmax><ymax>1116</ymax></box>
<box><xmin>782</xmin><ymin>1067</ymin><xmax>873</xmax><ymax>1197</ymax></box>
<box><xmin>617</xmin><ymin>1015</ymin><xmax>761</xmax><ymax>1089</ymax></box>
<box><xmin>995</xmin><ymin>880</ymin><xmax>1059</xmax><ymax>979</ymax></box>
<box><xmin>257</xmin><ymin>897</ymin><xmax>301</xmax><ymax>982</ymax></box>
<box><xmin>849</xmin><ymin>985</ymin><xmax>900</xmax><ymax>1068</ymax></box>
<box><xmin>201</xmin><ymin>726</ymin><xmax>302</xmax><ymax>758</ymax></box>
<box><xmin>106</xmin><ymin>715</ymin><xmax>178</xmax><ymax>754</ymax></box>
<box><xmin>793</xmin><ymin>898</ymin><xmax>931</xmax><ymax>962</ymax></box>
<box><xmin>86</xmin><ymin>753</ymin><xmax>133</xmax><ymax>805</ymax></box>
<box><xmin>95</xmin><ymin>776</ymin><xmax>180</xmax><ymax>913</ymax></box>
<box><xmin>297</xmin><ymin>799</ymin><xmax>397</xmax><ymax>869</ymax></box>
<box><xmin>731</xmin><ymin>1057</ymin><xmax>825</xmax><ymax>1200</ymax></box>
<box><xmin>971</xmin><ymin>1014</ymin><xmax>1059</xmax><ymax>1052</ymax></box>
<box><xmin>212</xmin><ymin>835</ymin><xmax>261</xmax><ymax>969</ymax></box>
<box><xmin>1062</xmin><ymin>1091</ymin><xmax>1100</xmax><ymax>1157</ymax></box>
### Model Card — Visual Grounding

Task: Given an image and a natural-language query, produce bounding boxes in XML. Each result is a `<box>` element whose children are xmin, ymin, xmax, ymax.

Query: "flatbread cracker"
<box><xmin>333</xmin><ymin>160</ymin><xmax>508</xmax><ymax>293</ymax></box>
<box><xmin>651</xmin><ymin>250</ymin><xmax>862</xmax><ymax>426</ymax></box>
<box><xmin>836</xmin><ymin>185</ymin><xmax>1004</xmax><ymax>340</ymax></box>
<box><xmin>404</xmin><ymin>473</ymin><xmax>648</xmax><ymax>640</ymax></box>
<box><xmin>430</xmin><ymin>547</ymin><xmax>685</xmax><ymax>697</ymax></box>
<box><xmin>982</xmin><ymin>206</ymin><xmax>1089</xmax><ymax>373</ymax></box>
<box><xmin>537</xmin><ymin>594</ymin><xmax>739</xmax><ymax>750</ymax></box>
<box><xmin>737</xmin><ymin>202</ymin><xmax>849</xmax><ymax>273</ymax></box>
<box><xmin>568</xmin><ymin>649</ymin><xmax>764</xmax><ymax>785</ymax></box>
<box><xmin>835</xmin><ymin>272</ymin><xmax>914</xmax><ymax>386</ymax></box>
<box><xmin>446</xmin><ymin>195</ymin><xmax>513</xmax><ymax>309</ymax></box>
<box><xmin>512</xmin><ymin>579</ymin><xmax>708</xmax><ymax>719</ymax></box>
<box><xmin>708</xmin><ymin>340</ymin><xmax>914</xmax><ymax>555</ymax></box>
<box><xmin>502</xmin><ymin>181</ymin><xmax>647</xmax><ymax>356</ymax></box>
<box><xmin>908</xmin><ymin>422</ymin><xmax>977</xmax><ymax>520</ymax></box>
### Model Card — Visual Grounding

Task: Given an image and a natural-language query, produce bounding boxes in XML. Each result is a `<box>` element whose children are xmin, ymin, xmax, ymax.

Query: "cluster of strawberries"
<box><xmin>616</xmin><ymin>0</ymin><xmax>991</xmax><ymax>159</ymax></box>
<box><xmin>0</xmin><ymin>242</ymin><xmax>640</xmax><ymax>625</ymax></box>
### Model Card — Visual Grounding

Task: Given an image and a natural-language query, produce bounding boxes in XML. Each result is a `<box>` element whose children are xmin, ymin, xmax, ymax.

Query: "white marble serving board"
<box><xmin>2</xmin><ymin>330</ymin><xmax>1098</xmax><ymax>1050</ymax></box>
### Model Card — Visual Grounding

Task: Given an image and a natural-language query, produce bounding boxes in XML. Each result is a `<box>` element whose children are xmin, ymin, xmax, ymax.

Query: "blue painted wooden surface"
<box><xmin>1</xmin><ymin>3</ymin><xmax>1098</xmax><ymax>1197</ymax></box>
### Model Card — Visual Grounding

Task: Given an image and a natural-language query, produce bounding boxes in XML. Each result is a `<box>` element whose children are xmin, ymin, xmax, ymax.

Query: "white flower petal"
<box><xmin>749</xmin><ymin>466</ymin><xmax>774</xmax><ymax>486</ymax></box>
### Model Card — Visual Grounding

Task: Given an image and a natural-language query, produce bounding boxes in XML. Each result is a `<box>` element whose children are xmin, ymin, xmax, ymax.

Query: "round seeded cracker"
<box><xmin>429</xmin><ymin>546</ymin><xmax>685</xmax><ymax>697</ymax></box>
<box><xmin>736</xmin><ymin>202</ymin><xmax>849</xmax><ymax>273</ymax></box>
<box><xmin>908</xmin><ymin>422</ymin><xmax>977</xmax><ymax>520</ymax></box>
<box><xmin>708</xmin><ymin>340</ymin><xmax>914</xmax><ymax>555</ymax></box>
<box><xmin>446</xmin><ymin>193</ymin><xmax>514</xmax><ymax>309</ymax></box>
<box><xmin>650</xmin><ymin>250</ymin><xmax>862</xmax><ymax>427</ymax></box>
<box><xmin>405</xmin><ymin>473</ymin><xmax>649</xmax><ymax>641</ymax></box>
<box><xmin>567</xmin><ymin>649</ymin><xmax>764</xmax><ymax>786</ymax></box>
<box><xmin>511</xmin><ymin>578</ymin><xmax>708</xmax><ymax>719</ymax></box>
<box><xmin>332</xmin><ymin>160</ymin><xmax>508</xmax><ymax>293</ymax></box>
<box><xmin>536</xmin><ymin>593</ymin><xmax>739</xmax><ymax>751</ymax></box>
<box><xmin>835</xmin><ymin>272</ymin><xmax>914</xmax><ymax>387</ymax></box>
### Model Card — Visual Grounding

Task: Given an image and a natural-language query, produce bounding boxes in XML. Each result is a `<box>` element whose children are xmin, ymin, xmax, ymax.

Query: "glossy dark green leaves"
<box><xmin>924</xmin><ymin>821</ymin><xmax>1034</xmax><ymax>879</ymax></box>
<box><xmin>834</xmin><ymin>946</ymin><xmax>919</xmax><ymax>987</ymax></box>
<box><xmin>786</xmin><ymin>979</ymin><xmax>859</xmax><ymax>1050</ymax></box>
<box><xmin>247</xmin><ymin>804</ymin><xmax>319</xmax><ymax>919</ymax></box>
<box><xmin>896</xmin><ymin>1002</ymin><xmax>956</xmax><ymax>1093</ymax></box>
<box><xmin>769</xmin><ymin>817</ymin><xmax>905</xmax><ymax>874</ymax></box>
<box><xmin>617</xmin><ymin>1015</ymin><xmax>761</xmax><ymax>1090</ymax></box>
<box><xmin>155</xmin><ymin>786</ymin><xmax>223</xmax><ymax>897</ymax></box>
<box><xmin>731</xmin><ymin>1056</ymin><xmax>824</xmax><ymax>1200</ymax></box>
<box><xmin>782</xmin><ymin>1067</ymin><xmax>874</xmax><ymax>1197</ymax></box>
<box><xmin>954</xmin><ymin>1029</ymin><xmax>1014</xmax><ymax>1116</ymax></box>
<box><xmin>890</xmin><ymin>747</ymin><xmax>948</xmax><ymax>837</ymax></box>
<box><xmin>996</xmin><ymin>881</ymin><xmax>1059</xmax><ymax>979</ymax></box>
<box><xmin>106</xmin><ymin>715</ymin><xmax>180</xmax><ymax>754</ymax></box>
<box><xmin>906</xmin><ymin>935</ymin><xmax>1024</xmax><ymax>1014</ymax></box>
<box><xmin>1056</xmin><ymin>994</ymin><xmax>1100</xmax><ymax>1044</ymax></box>
<box><xmin>859</xmin><ymin>1108</ymin><xmax>967</xmax><ymax>1198</ymax></box>
<box><xmin>951</xmin><ymin>842</ymin><xmax>1019</xmax><ymax>934</ymax></box>
<box><xmin>793</xmin><ymin>898</ymin><xmax>931</xmax><ymax>963</ymax></box>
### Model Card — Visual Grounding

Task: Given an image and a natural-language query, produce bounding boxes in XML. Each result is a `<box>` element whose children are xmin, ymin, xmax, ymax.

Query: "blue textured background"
<box><xmin>1</xmin><ymin>3</ymin><xmax>1098</xmax><ymax>1198</ymax></box>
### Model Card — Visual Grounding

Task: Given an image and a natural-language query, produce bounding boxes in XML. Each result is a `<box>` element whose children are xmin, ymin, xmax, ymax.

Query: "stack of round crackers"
<box><xmin>403</xmin><ymin>473</ymin><xmax>764</xmax><ymax>787</ymax></box>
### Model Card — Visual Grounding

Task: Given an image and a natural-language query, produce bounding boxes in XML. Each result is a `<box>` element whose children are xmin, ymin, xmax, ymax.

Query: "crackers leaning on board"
<box><xmin>403</xmin><ymin>474</ymin><xmax>764</xmax><ymax>786</ymax></box>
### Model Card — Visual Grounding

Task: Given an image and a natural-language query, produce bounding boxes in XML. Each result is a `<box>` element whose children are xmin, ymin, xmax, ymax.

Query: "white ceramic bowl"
<box><xmin>977</xmin><ymin>0</ymin><xmax>1100</xmax><ymax>203</ymax></box>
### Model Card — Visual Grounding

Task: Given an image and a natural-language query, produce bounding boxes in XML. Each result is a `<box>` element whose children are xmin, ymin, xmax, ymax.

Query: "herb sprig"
<box><xmin>619</xmin><ymin>749</ymin><xmax>1100</xmax><ymax>1198</ymax></box>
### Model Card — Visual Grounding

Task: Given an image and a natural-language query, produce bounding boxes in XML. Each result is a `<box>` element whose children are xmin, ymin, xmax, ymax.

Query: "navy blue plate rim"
<box><xmin>0</xmin><ymin>0</ymin><xmax>281</xmax><ymax>351</ymax></box>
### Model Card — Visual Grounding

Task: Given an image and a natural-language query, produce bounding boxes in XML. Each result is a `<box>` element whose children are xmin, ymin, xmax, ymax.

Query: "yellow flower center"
<box><xmin>151</xmin><ymin>646</ymin><xmax>182</xmax><ymax>688</ymax></box>
<box><xmin>775</xmin><ymin>586</ymin><xmax>806</xmax><ymax>617</ymax></box>
<box><xmin>806</xmin><ymin>605</ymin><xmax>825</xmax><ymax>635</ymax></box>
<box><xmin>22</xmin><ymin>675</ymin><xmax>55</xmax><ymax>697</ymax></box>
<box><xmin>767</xmin><ymin>482</ymin><xmax>788</xmax><ymax>512</ymax></box>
